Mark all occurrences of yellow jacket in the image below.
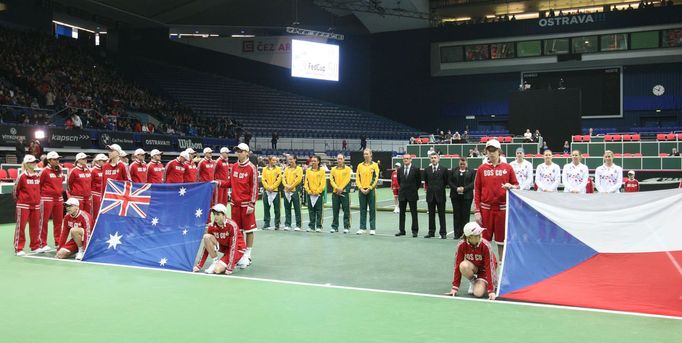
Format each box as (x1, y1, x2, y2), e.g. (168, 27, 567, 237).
(356, 162, 380, 190)
(330, 165, 352, 192)
(283, 165, 303, 189)
(304, 168, 326, 195)
(261, 166, 282, 191)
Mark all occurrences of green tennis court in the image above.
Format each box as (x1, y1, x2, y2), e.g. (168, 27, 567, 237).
(2, 188, 680, 342)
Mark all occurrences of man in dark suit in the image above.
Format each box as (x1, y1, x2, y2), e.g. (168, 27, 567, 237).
(449, 158, 475, 239)
(396, 153, 420, 237)
(424, 153, 449, 239)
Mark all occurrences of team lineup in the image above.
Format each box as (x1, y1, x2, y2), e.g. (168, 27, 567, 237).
(13, 138, 646, 299)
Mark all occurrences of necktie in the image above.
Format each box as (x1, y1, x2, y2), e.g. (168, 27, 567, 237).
(404, 167, 408, 176)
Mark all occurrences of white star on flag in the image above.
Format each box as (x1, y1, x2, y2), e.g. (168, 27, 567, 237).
(178, 187, 187, 196)
(151, 217, 159, 226)
(182, 228, 188, 235)
(106, 232, 123, 250)
(195, 208, 203, 218)
(159, 257, 168, 266)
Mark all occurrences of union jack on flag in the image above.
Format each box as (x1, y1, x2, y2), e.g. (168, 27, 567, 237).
(100, 180, 151, 218)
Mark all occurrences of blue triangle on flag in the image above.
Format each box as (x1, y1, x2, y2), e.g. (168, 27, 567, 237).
(499, 192, 598, 296)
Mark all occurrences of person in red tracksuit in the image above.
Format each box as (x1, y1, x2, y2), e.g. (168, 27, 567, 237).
(586, 176, 595, 194)
(67, 152, 92, 213)
(90, 154, 107, 219)
(39, 151, 65, 251)
(391, 162, 400, 213)
(214, 147, 231, 205)
(197, 148, 216, 182)
(13, 155, 42, 255)
(101, 144, 130, 193)
(624, 170, 640, 192)
(165, 152, 188, 184)
(184, 148, 198, 182)
(445, 222, 498, 300)
(147, 149, 165, 183)
(193, 204, 245, 274)
(474, 139, 518, 261)
(129, 149, 148, 183)
(231, 143, 258, 268)
(55, 198, 93, 261)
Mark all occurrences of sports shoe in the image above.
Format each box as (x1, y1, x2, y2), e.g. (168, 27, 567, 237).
(15, 251, 26, 256)
(224, 269, 233, 275)
(75, 252, 84, 261)
(356, 230, 365, 235)
(293, 227, 301, 231)
(369, 230, 376, 235)
(468, 282, 475, 295)
(343, 229, 349, 234)
(38, 245, 53, 253)
(393, 206, 399, 214)
(306, 228, 312, 232)
(315, 228, 321, 233)
(283, 226, 291, 231)
(205, 261, 218, 274)
(262, 226, 272, 231)
(330, 229, 336, 233)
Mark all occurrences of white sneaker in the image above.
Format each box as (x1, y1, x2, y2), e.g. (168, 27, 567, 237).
(315, 228, 321, 233)
(369, 230, 376, 235)
(262, 226, 272, 231)
(343, 229, 349, 234)
(293, 227, 301, 231)
(38, 245, 53, 253)
(330, 229, 336, 233)
(356, 230, 365, 235)
(468, 282, 475, 295)
(75, 252, 84, 260)
(393, 206, 400, 214)
(237, 258, 252, 269)
(15, 251, 26, 256)
(283, 226, 291, 231)
(205, 261, 218, 274)
(306, 228, 312, 232)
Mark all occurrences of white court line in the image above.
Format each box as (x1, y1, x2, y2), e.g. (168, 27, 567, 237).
(20, 254, 681, 321)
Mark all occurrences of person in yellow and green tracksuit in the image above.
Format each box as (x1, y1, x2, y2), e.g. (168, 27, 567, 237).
(304, 155, 326, 232)
(261, 156, 282, 230)
(282, 155, 303, 231)
(329, 153, 352, 234)
(356, 148, 380, 235)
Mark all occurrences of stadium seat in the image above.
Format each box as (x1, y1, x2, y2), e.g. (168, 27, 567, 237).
(612, 134, 622, 141)
(678, 133, 682, 140)
(633, 153, 642, 157)
(422, 138, 430, 144)
(480, 136, 489, 143)
(8, 168, 18, 180)
(631, 134, 640, 141)
(0, 169, 9, 181)
(572, 135, 582, 142)
(666, 134, 676, 141)
(622, 134, 631, 141)
(659, 153, 670, 157)
(614, 153, 622, 157)
(582, 153, 590, 157)
(604, 134, 613, 141)
(582, 135, 591, 142)
(656, 134, 666, 141)
(503, 136, 512, 143)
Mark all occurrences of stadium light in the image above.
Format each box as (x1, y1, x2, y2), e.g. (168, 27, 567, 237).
(34, 130, 45, 140)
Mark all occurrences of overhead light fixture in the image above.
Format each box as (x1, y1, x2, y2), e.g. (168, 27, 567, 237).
(35, 130, 45, 140)
(231, 34, 255, 38)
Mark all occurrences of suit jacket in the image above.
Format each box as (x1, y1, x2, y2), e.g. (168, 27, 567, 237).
(449, 167, 475, 200)
(397, 164, 421, 202)
(424, 164, 448, 203)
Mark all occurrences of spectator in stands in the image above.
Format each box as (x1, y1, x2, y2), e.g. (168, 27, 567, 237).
(360, 135, 367, 151)
(244, 131, 252, 146)
(342, 139, 348, 150)
(271, 132, 279, 150)
(462, 131, 469, 143)
(533, 129, 542, 142)
(45, 90, 55, 108)
(452, 131, 461, 143)
(445, 130, 452, 143)
(672, 147, 680, 156)
(563, 141, 570, 154)
(429, 133, 436, 143)
(523, 129, 532, 142)
(468, 148, 480, 158)
(15, 137, 26, 163)
(588, 127, 594, 136)
(72, 113, 83, 129)
(540, 141, 549, 154)
(439, 131, 446, 143)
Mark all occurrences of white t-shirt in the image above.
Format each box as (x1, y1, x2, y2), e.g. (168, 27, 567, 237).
(562, 162, 589, 193)
(594, 164, 623, 193)
(509, 159, 533, 190)
(535, 162, 561, 192)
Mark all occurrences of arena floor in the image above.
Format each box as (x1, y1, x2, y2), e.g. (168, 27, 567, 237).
(2, 188, 680, 342)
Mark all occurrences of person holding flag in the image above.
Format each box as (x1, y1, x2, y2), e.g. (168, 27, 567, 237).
(165, 151, 188, 184)
(197, 148, 216, 182)
(330, 153, 352, 233)
(535, 150, 561, 192)
(184, 148, 199, 183)
(509, 148, 533, 190)
(356, 148, 380, 235)
(13, 155, 41, 255)
(101, 144, 130, 193)
(562, 150, 589, 193)
(231, 143, 258, 268)
(445, 222, 498, 300)
(67, 152, 92, 213)
(282, 154, 303, 231)
(55, 198, 93, 261)
(129, 149, 148, 183)
(193, 204, 246, 274)
(39, 151, 65, 252)
(304, 155, 326, 232)
(214, 147, 231, 206)
(261, 156, 283, 230)
(595, 150, 623, 193)
(146, 149, 165, 184)
(90, 154, 107, 218)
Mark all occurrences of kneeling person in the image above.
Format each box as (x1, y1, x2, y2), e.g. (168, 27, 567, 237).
(55, 198, 93, 261)
(446, 222, 497, 300)
(194, 204, 246, 274)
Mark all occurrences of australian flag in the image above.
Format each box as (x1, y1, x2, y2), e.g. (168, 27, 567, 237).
(83, 180, 215, 271)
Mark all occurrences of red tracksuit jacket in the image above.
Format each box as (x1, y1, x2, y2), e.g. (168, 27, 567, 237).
(101, 161, 130, 192)
(129, 161, 148, 183)
(474, 162, 518, 212)
(40, 167, 64, 198)
(67, 166, 92, 199)
(165, 159, 186, 184)
(14, 171, 41, 205)
(230, 160, 258, 206)
(196, 219, 245, 270)
(147, 161, 165, 183)
(451, 238, 498, 294)
(197, 158, 216, 182)
(184, 161, 198, 183)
